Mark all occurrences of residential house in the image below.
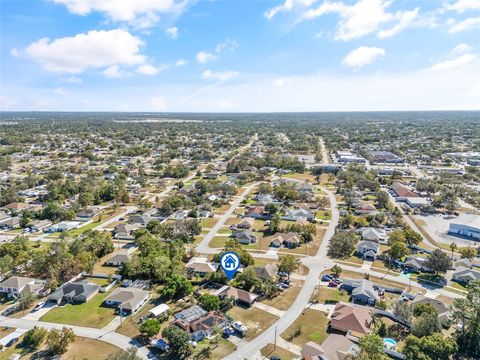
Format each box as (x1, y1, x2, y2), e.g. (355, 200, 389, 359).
(270, 232, 301, 248)
(149, 303, 170, 318)
(173, 305, 228, 341)
(129, 215, 152, 227)
(404, 256, 429, 273)
(0, 276, 46, 297)
(215, 285, 258, 307)
(48, 282, 100, 304)
(75, 207, 101, 222)
(355, 203, 377, 215)
(340, 279, 379, 305)
(104, 287, 149, 314)
(3, 202, 29, 211)
(411, 295, 450, 324)
(361, 227, 387, 244)
(104, 251, 131, 267)
(245, 206, 266, 219)
(454, 258, 473, 269)
(254, 263, 278, 282)
(44, 221, 81, 233)
(283, 208, 314, 221)
(234, 230, 257, 245)
(186, 257, 219, 277)
(356, 241, 380, 261)
(0, 217, 20, 230)
(301, 334, 359, 360)
(452, 266, 480, 284)
(255, 194, 278, 204)
(29, 219, 52, 232)
(114, 223, 141, 240)
(330, 303, 374, 335)
(237, 218, 254, 230)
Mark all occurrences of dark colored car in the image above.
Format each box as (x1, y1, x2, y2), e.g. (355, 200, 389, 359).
(6, 337, 18, 347)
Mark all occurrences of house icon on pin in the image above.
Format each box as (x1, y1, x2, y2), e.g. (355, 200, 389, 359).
(223, 254, 237, 270)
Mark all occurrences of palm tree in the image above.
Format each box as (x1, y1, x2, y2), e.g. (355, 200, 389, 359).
(450, 242, 457, 260)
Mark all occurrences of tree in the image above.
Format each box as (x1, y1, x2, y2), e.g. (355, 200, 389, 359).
(425, 249, 452, 275)
(162, 325, 192, 359)
(268, 214, 281, 234)
(376, 190, 389, 209)
(198, 293, 221, 311)
(451, 280, 480, 359)
(46, 327, 75, 355)
(265, 203, 278, 215)
(233, 266, 261, 291)
(403, 228, 422, 245)
(404, 333, 458, 360)
(388, 229, 406, 246)
(139, 319, 161, 338)
(412, 311, 441, 337)
(18, 292, 36, 312)
(278, 255, 300, 279)
(327, 231, 358, 259)
(413, 303, 437, 317)
(389, 240, 410, 261)
(392, 301, 413, 324)
(331, 264, 342, 277)
(459, 247, 476, 259)
(22, 326, 47, 350)
(107, 347, 142, 360)
(355, 334, 389, 360)
(449, 242, 457, 259)
(161, 274, 193, 299)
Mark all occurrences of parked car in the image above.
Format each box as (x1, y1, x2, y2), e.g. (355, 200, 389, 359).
(150, 339, 170, 352)
(31, 301, 46, 312)
(328, 280, 338, 287)
(232, 321, 248, 337)
(223, 327, 234, 338)
(6, 337, 18, 347)
(322, 274, 332, 282)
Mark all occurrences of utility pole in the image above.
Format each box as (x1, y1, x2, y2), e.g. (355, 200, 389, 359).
(273, 325, 278, 350)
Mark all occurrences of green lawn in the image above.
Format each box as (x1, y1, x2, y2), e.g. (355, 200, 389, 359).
(40, 289, 117, 328)
(209, 236, 227, 248)
(261, 344, 297, 360)
(281, 309, 329, 347)
(315, 288, 350, 304)
(66, 220, 102, 237)
(227, 307, 278, 341)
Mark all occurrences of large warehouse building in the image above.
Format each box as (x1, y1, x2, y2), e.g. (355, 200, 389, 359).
(449, 214, 480, 241)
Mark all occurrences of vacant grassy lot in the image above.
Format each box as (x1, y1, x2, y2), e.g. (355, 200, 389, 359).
(227, 307, 278, 341)
(261, 344, 297, 360)
(40, 289, 117, 328)
(202, 217, 219, 228)
(194, 338, 236, 360)
(315, 287, 350, 304)
(209, 236, 228, 248)
(63, 337, 121, 360)
(263, 280, 303, 311)
(281, 309, 329, 347)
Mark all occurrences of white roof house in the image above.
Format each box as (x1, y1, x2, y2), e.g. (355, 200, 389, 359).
(149, 303, 170, 317)
(361, 228, 387, 244)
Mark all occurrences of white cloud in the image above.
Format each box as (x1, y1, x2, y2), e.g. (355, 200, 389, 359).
(175, 59, 188, 66)
(445, 0, 480, 13)
(448, 16, 480, 32)
(25, 29, 146, 73)
(166, 26, 178, 39)
(10, 48, 20, 57)
(452, 43, 473, 55)
(53, 87, 68, 95)
(265, 0, 316, 20)
(0, 96, 17, 110)
(202, 70, 239, 81)
(51, 0, 187, 28)
(102, 65, 129, 78)
(196, 51, 218, 63)
(136, 64, 166, 75)
(377, 8, 419, 38)
(430, 53, 477, 70)
(343, 46, 385, 68)
(215, 39, 239, 53)
(303, 0, 419, 41)
(61, 76, 83, 84)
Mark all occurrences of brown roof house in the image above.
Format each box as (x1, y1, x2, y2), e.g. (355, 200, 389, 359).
(104, 287, 150, 314)
(254, 263, 279, 282)
(237, 217, 254, 230)
(186, 257, 219, 277)
(173, 305, 228, 341)
(215, 285, 259, 307)
(301, 334, 359, 360)
(330, 303, 374, 336)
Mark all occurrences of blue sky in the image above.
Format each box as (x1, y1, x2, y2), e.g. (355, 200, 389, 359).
(1, 0, 479, 112)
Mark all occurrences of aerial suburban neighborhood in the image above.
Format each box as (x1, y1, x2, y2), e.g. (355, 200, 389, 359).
(0, 112, 478, 360)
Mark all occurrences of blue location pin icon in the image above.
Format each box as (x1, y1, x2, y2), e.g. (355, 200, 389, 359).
(220, 252, 240, 280)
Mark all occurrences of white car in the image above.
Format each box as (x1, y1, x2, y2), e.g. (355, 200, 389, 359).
(31, 301, 46, 312)
(232, 321, 248, 336)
